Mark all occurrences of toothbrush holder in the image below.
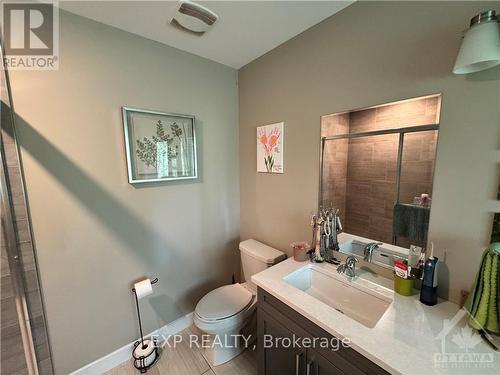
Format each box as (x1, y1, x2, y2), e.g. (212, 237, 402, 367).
(394, 276, 414, 296)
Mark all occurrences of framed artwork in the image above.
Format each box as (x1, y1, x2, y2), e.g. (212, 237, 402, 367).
(122, 107, 197, 184)
(257, 122, 284, 173)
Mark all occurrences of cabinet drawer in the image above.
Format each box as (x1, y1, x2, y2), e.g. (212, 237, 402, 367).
(258, 287, 389, 375)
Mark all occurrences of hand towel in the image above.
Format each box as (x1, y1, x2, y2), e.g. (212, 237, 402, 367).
(392, 203, 430, 242)
(464, 243, 500, 333)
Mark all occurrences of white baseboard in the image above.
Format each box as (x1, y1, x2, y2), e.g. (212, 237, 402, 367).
(70, 312, 194, 375)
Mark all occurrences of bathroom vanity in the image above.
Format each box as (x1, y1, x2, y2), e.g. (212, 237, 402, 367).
(253, 258, 500, 375)
(258, 287, 389, 374)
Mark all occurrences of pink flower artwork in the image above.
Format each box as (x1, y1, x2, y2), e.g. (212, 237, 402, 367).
(257, 122, 284, 173)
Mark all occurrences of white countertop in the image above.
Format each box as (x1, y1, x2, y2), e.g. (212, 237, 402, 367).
(252, 257, 500, 375)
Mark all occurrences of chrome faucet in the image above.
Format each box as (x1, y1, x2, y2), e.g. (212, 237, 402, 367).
(363, 242, 383, 262)
(337, 255, 358, 277)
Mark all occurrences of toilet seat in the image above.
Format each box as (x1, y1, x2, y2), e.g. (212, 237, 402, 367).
(195, 283, 253, 322)
(193, 284, 258, 366)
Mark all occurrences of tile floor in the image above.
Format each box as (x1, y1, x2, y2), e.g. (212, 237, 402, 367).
(104, 326, 257, 375)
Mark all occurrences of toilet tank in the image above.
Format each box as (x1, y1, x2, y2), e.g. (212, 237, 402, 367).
(239, 239, 286, 284)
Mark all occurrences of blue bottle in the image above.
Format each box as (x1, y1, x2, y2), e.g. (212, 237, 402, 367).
(420, 247, 438, 306)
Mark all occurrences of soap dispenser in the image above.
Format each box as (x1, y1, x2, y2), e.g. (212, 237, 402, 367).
(420, 243, 438, 306)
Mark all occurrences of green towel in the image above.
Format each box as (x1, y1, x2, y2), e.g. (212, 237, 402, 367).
(464, 243, 500, 333)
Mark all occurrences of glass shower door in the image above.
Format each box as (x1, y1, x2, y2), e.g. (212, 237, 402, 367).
(1, 41, 53, 375)
(321, 128, 439, 248)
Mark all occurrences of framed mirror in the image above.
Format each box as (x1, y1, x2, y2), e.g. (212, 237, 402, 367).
(319, 94, 442, 269)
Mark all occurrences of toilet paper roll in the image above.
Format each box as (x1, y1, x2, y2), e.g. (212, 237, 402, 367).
(134, 278, 153, 299)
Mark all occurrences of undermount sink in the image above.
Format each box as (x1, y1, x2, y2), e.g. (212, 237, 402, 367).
(284, 264, 393, 328)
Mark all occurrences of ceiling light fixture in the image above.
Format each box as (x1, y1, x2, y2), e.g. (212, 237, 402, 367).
(453, 10, 500, 74)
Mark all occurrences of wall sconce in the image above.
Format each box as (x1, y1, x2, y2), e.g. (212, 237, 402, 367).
(453, 10, 500, 74)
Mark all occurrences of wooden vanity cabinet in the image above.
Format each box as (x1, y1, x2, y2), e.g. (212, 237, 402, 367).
(258, 307, 306, 375)
(257, 288, 389, 375)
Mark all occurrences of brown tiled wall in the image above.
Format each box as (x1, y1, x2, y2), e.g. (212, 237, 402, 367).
(321, 96, 440, 245)
(349, 96, 440, 133)
(345, 134, 399, 242)
(399, 131, 438, 204)
(1, 227, 29, 375)
(321, 113, 349, 223)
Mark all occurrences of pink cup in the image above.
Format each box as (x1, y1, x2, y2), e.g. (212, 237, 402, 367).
(290, 241, 311, 262)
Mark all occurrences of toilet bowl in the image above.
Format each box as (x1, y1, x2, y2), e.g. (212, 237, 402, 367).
(194, 239, 285, 366)
(194, 283, 256, 366)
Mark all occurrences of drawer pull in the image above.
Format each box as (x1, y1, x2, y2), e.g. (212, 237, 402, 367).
(295, 353, 303, 375)
(306, 361, 313, 375)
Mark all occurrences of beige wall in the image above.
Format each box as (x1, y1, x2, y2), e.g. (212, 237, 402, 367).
(239, 1, 500, 304)
(9, 11, 239, 374)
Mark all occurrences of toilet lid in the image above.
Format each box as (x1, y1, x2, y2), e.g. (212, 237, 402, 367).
(195, 284, 253, 321)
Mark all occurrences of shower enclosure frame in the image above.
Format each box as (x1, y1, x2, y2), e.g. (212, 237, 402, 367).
(1, 144, 40, 374)
(1, 37, 54, 374)
(319, 122, 440, 244)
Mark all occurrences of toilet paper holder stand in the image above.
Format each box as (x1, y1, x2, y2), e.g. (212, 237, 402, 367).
(132, 277, 159, 373)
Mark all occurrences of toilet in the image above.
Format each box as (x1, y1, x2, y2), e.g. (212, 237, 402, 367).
(194, 239, 286, 366)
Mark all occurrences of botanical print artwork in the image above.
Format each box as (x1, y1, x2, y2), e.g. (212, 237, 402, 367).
(135, 120, 183, 174)
(122, 107, 197, 183)
(257, 122, 284, 173)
